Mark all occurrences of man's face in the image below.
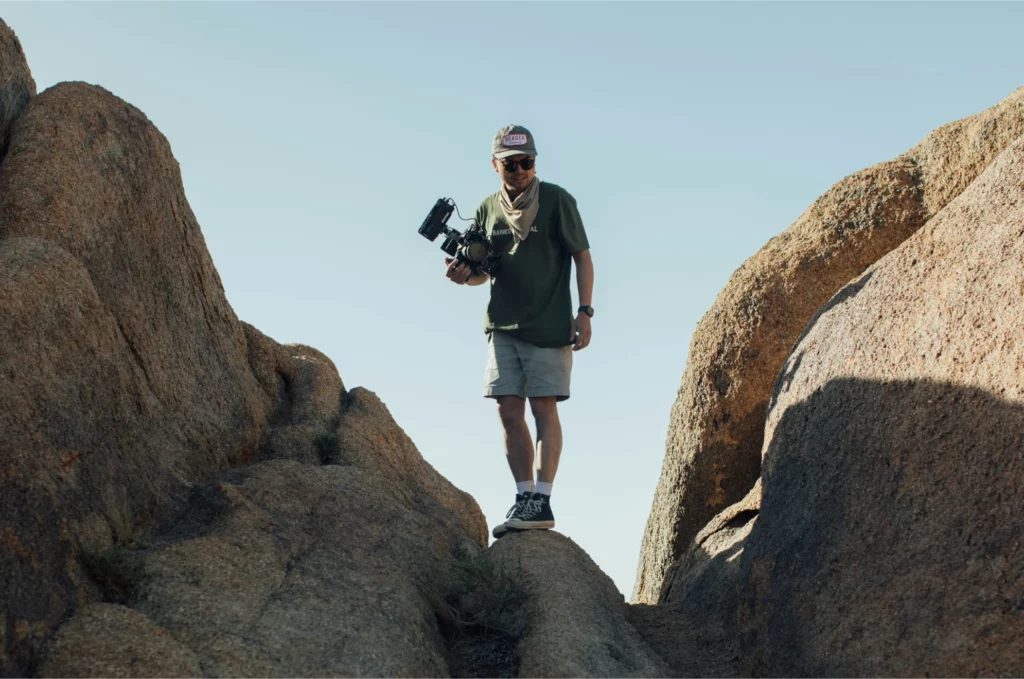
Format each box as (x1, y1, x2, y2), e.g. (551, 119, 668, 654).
(493, 154, 536, 193)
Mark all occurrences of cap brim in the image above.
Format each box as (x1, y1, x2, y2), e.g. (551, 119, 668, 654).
(493, 149, 537, 159)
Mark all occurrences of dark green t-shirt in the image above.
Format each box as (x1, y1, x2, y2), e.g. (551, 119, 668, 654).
(473, 181, 590, 348)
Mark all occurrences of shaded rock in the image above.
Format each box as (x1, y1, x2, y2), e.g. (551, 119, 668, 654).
(0, 82, 274, 673)
(133, 460, 476, 677)
(0, 18, 35, 159)
(661, 480, 761, 606)
(0, 82, 271, 466)
(490, 531, 668, 678)
(40, 604, 201, 678)
(737, 136, 1024, 675)
(630, 482, 761, 677)
(0, 237, 198, 675)
(335, 387, 488, 546)
(635, 85, 1024, 603)
(244, 322, 346, 464)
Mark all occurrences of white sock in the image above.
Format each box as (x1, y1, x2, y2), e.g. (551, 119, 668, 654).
(516, 480, 535, 495)
(534, 481, 553, 496)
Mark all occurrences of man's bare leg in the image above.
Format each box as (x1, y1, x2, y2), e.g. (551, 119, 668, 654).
(496, 395, 533, 482)
(529, 396, 562, 483)
(502, 396, 560, 531)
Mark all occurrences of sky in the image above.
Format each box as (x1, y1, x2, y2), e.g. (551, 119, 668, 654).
(5, 2, 1023, 598)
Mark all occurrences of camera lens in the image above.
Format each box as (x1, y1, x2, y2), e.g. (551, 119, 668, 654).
(465, 242, 488, 263)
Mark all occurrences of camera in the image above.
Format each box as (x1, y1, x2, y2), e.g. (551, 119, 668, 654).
(418, 198, 501, 276)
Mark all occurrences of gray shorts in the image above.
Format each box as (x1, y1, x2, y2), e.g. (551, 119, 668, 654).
(484, 331, 573, 402)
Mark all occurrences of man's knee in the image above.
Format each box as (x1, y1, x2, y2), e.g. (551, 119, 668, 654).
(529, 396, 559, 422)
(496, 396, 526, 428)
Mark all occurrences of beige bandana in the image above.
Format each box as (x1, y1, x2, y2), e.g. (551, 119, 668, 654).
(499, 177, 540, 243)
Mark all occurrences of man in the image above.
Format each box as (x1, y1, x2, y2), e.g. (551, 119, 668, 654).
(445, 124, 594, 539)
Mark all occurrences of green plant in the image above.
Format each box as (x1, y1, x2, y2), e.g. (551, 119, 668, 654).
(424, 550, 530, 678)
(314, 431, 341, 464)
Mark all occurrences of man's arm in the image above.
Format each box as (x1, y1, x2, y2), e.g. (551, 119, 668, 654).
(571, 249, 594, 351)
(465, 271, 490, 286)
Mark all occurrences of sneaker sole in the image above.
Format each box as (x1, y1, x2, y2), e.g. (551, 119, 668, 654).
(505, 520, 555, 530)
(492, 524, 510, 538)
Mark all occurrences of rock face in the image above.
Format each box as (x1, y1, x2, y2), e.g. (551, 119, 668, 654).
(244, 322, 345, 466)
(0, 82, 272, 469)
(656, 133, 1024, 676)
(40, 604, 202, 678)
(490, 531, 668, 678)
(630, 483, 760, 677)
(43, 394, 487, 677)
(734, 134, 1024, 676)
(0, 81, 279, 674)
(0, 18, 35, 159)
(634, 86, 1024, 603)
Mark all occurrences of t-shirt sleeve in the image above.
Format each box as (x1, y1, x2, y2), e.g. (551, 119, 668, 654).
(556, 190, 590, 253)
(471, 199, 489, 237)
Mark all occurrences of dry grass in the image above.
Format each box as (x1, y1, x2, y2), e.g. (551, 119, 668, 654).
(424, 549, 530, 678)
(79, 484, 150, 604)
(314, 431, 341, 464)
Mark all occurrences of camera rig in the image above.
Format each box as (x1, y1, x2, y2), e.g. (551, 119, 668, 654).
(418, 198, 501, 276)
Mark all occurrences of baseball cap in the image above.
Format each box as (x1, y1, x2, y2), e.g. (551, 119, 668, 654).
(492, 124, 538, 159)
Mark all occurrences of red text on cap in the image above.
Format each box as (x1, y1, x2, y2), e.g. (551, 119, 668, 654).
(503, 134, 528, 146)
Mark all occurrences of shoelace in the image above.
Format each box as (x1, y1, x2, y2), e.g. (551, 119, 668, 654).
(506, 497, 527, 519)
(517, 497, 544, 520)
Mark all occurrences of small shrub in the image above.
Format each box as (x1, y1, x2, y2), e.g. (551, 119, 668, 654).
(314, 431, 341, 464)
(79, 547, 148, 605)
(424, 550, 530, 678)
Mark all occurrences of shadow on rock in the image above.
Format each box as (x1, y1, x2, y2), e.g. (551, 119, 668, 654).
(738, 377, 1024, 677)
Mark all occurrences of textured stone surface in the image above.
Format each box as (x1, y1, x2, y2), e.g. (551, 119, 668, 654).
(635, 85, 1024, 603)
(245, 322, 346, 464)
(335, 387, 489, 547)
(138, 461, 472, 677)
(0, 18, 35, 158)
(491, 531, 668, 678)
(38, 390, 488, 677)
(0, 237, 195, 675)
(630, 482, 760, 677)
(40, 604, 201, 678)
(736, 135, 1024, 675)
(0, 82, 275, 674)
(0, 82, 271, 467)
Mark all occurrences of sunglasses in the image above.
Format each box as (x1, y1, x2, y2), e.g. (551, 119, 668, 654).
(501, 157, 535, 172)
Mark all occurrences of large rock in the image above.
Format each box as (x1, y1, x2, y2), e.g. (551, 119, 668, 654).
(244, 322, 346, 465)
(735, 135, 1024, 675)
(40, 392, 487, 677)
(634, 86, 1024, 603)
(50, 459, 485, 677)
(0, 82, 271, 466)
(40, 604, 202, 678)
(335, 387, 489, 546)
(490, 531, 668, 678)
(0, 82, 275, 673)
(0, 18, 35, 159)
(630, 483, 760, 677)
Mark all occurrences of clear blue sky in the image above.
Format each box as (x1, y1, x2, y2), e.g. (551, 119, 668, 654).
(6, 2, 1022, 598)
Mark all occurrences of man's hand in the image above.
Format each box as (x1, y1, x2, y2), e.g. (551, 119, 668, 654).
(572, 313, 592, 351)
(445, 257, 472, 285)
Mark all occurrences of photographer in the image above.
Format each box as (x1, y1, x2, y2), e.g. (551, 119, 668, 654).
(445, 124, 594, 538)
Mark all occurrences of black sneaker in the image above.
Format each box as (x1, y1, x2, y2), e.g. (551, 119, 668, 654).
(504, 493, 555, 531)
(492, 492, 529, 538)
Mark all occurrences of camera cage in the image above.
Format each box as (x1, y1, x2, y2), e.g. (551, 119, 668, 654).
(418, 197, 500, 275)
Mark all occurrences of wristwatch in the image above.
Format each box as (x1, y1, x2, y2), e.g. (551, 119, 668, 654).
(578, 305, 595, 318)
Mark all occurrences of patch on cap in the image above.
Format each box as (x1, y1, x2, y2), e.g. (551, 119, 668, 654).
(503, 134, 529, 147)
